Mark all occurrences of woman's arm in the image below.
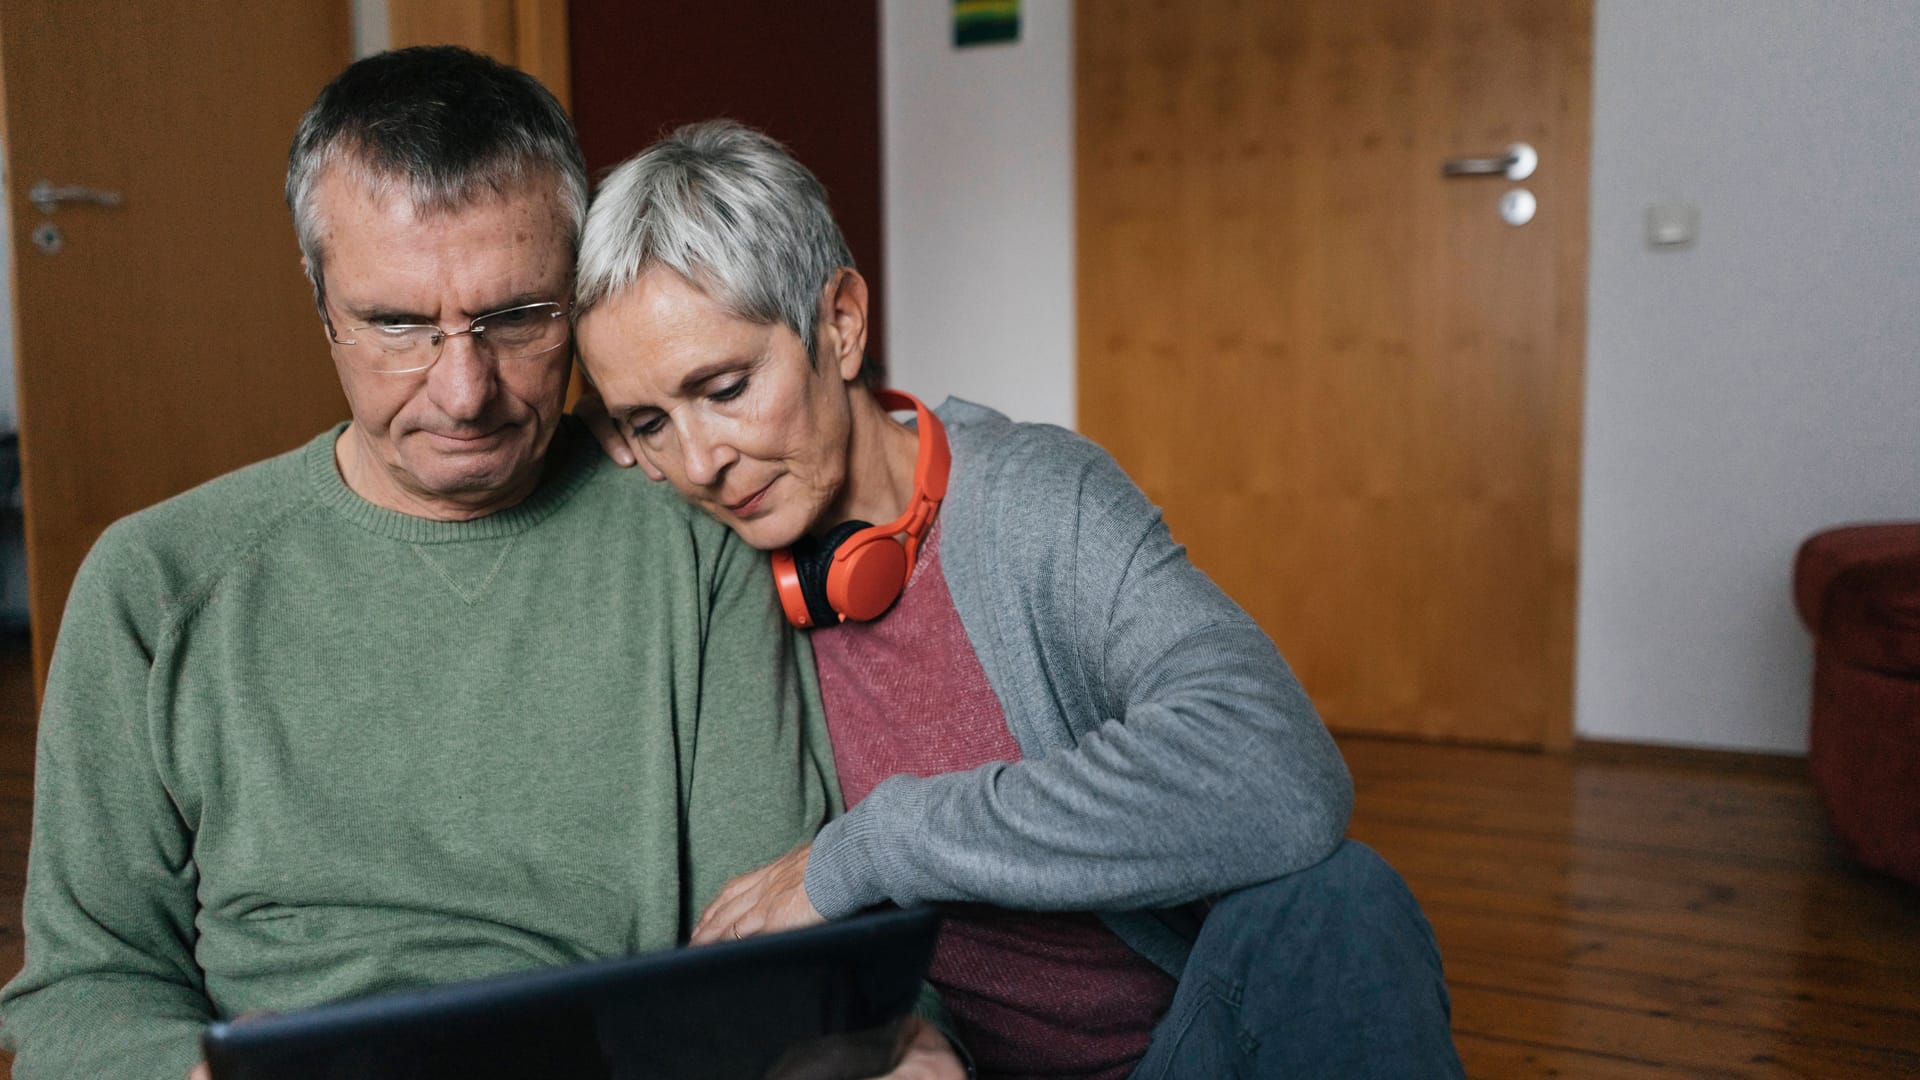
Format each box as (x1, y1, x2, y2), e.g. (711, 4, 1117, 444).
(804, 438, 1352, 917)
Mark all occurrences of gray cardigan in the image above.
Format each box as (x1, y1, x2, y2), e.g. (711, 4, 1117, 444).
(803, 398, 1353, 975)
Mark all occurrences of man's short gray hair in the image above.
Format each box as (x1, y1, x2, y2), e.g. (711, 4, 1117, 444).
(286, 46, 588, 309)
(575, 120, 855, 367)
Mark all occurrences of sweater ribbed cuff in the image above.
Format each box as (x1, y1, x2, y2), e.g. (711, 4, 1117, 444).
(804, 775, 934, 918)
(804, 813, 884, 919)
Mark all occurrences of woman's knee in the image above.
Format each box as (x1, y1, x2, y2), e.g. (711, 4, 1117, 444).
(1200, 840, 1438, 972)
(1218, 841, 1413, 921)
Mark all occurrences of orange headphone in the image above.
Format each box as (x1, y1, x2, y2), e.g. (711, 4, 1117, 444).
(771, 389, 950, 628)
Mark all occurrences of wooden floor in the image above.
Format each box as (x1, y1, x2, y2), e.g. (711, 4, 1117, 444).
(1340, 735, 1920, 1078)
(0, 636, 1914, 1077)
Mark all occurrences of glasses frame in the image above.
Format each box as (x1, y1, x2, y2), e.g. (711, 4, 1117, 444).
(329, 300, 572, 375)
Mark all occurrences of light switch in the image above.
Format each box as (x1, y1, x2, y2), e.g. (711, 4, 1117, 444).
(1646, 201, 1698, 248)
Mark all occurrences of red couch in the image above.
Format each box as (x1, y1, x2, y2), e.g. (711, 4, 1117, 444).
(1794, 522, 1920, 886)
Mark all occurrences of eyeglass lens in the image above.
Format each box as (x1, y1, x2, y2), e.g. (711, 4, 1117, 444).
(350, 303, 567, 372)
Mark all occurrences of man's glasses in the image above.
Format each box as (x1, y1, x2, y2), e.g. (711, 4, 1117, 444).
(330, 301, 570, 374)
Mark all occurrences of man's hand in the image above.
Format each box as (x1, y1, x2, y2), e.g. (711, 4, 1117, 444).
(691, 843, 826, 944)
(189, 1063, 211, 1080)
(870, 1017, 967, 1079)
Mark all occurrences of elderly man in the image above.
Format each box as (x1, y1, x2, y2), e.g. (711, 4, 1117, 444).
(0, 47, 957, 1080)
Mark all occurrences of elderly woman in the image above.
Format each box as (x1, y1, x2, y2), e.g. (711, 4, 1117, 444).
(573, 122, 1462, 1079)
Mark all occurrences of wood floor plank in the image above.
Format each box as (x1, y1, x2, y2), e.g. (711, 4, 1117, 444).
(1450, 983, 1920, 1078)
(1425, 904, 1920, 1018)
(1353, 785, 1837, 870)
(1351, 819, 1920, 971)
(1454, 1031, 1739, 1080)
(1442, 950, 1920, 1054)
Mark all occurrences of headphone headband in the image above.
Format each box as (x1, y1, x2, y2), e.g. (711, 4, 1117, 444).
(771, 388, 951, 628)
(871, 389, 950, 569)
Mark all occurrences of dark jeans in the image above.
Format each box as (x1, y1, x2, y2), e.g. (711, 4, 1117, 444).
(1128, 840, 1465, 1079)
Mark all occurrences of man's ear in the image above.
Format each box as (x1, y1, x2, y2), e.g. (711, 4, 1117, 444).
(304, 257, 333, 340)
(819, 269, 869, 384)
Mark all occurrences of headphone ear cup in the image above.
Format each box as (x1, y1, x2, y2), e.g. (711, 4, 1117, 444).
(827, 534, 911, 622)
(789, 520, 872, 628)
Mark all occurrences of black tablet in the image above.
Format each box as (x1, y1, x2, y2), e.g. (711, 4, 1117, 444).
(203, 906, 942, 1080)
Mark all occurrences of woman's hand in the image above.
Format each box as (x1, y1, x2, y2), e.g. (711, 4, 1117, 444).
(691, 843, 825, 944)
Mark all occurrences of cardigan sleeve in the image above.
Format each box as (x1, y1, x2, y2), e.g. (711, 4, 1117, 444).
(804, 427, 1352, 917)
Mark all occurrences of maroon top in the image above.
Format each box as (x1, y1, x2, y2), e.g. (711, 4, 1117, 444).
(812, 523, 1177, 1078)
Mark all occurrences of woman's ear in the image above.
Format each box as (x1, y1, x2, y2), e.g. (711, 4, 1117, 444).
(819, 269, 870, 383)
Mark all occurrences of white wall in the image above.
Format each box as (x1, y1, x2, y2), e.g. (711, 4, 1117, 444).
(881, 1, 1920, 753)
(1576, 0, 1920, 752)
(880, 0, 1074, 428)
(352, 0, 390, 58)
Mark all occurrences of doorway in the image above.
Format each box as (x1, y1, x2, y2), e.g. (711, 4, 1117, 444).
(0, 2, 355, 696)
(1076, 0, 1592, 747)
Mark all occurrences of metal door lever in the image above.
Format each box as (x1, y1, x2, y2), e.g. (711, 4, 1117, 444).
(29, 181, 124, 213)
(1441, 142, 1537, 181)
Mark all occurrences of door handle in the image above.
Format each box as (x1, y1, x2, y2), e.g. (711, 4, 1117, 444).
(29, 180, 124, 214)
(1441, 142, 1537, 181)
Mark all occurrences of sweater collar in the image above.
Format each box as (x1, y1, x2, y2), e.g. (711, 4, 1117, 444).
(305, 419, 596, 543)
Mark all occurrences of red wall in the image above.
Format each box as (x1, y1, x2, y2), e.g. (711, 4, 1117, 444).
(568, 1, 886, 368)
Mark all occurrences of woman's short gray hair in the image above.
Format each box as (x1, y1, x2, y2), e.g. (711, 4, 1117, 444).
(575, 120, 854, 364)
(286, 46, 588, 309)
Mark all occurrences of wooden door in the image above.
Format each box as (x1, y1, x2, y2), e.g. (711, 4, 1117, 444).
(388, 0, 571, 108)
(1077, 0, 1591, 747)
(1, 3, 353, 695)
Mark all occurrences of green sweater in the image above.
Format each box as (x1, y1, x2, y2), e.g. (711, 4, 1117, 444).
(0, 421, 839, 1079)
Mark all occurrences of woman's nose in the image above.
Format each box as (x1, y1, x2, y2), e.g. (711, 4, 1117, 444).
(679, 416, 739, 487)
